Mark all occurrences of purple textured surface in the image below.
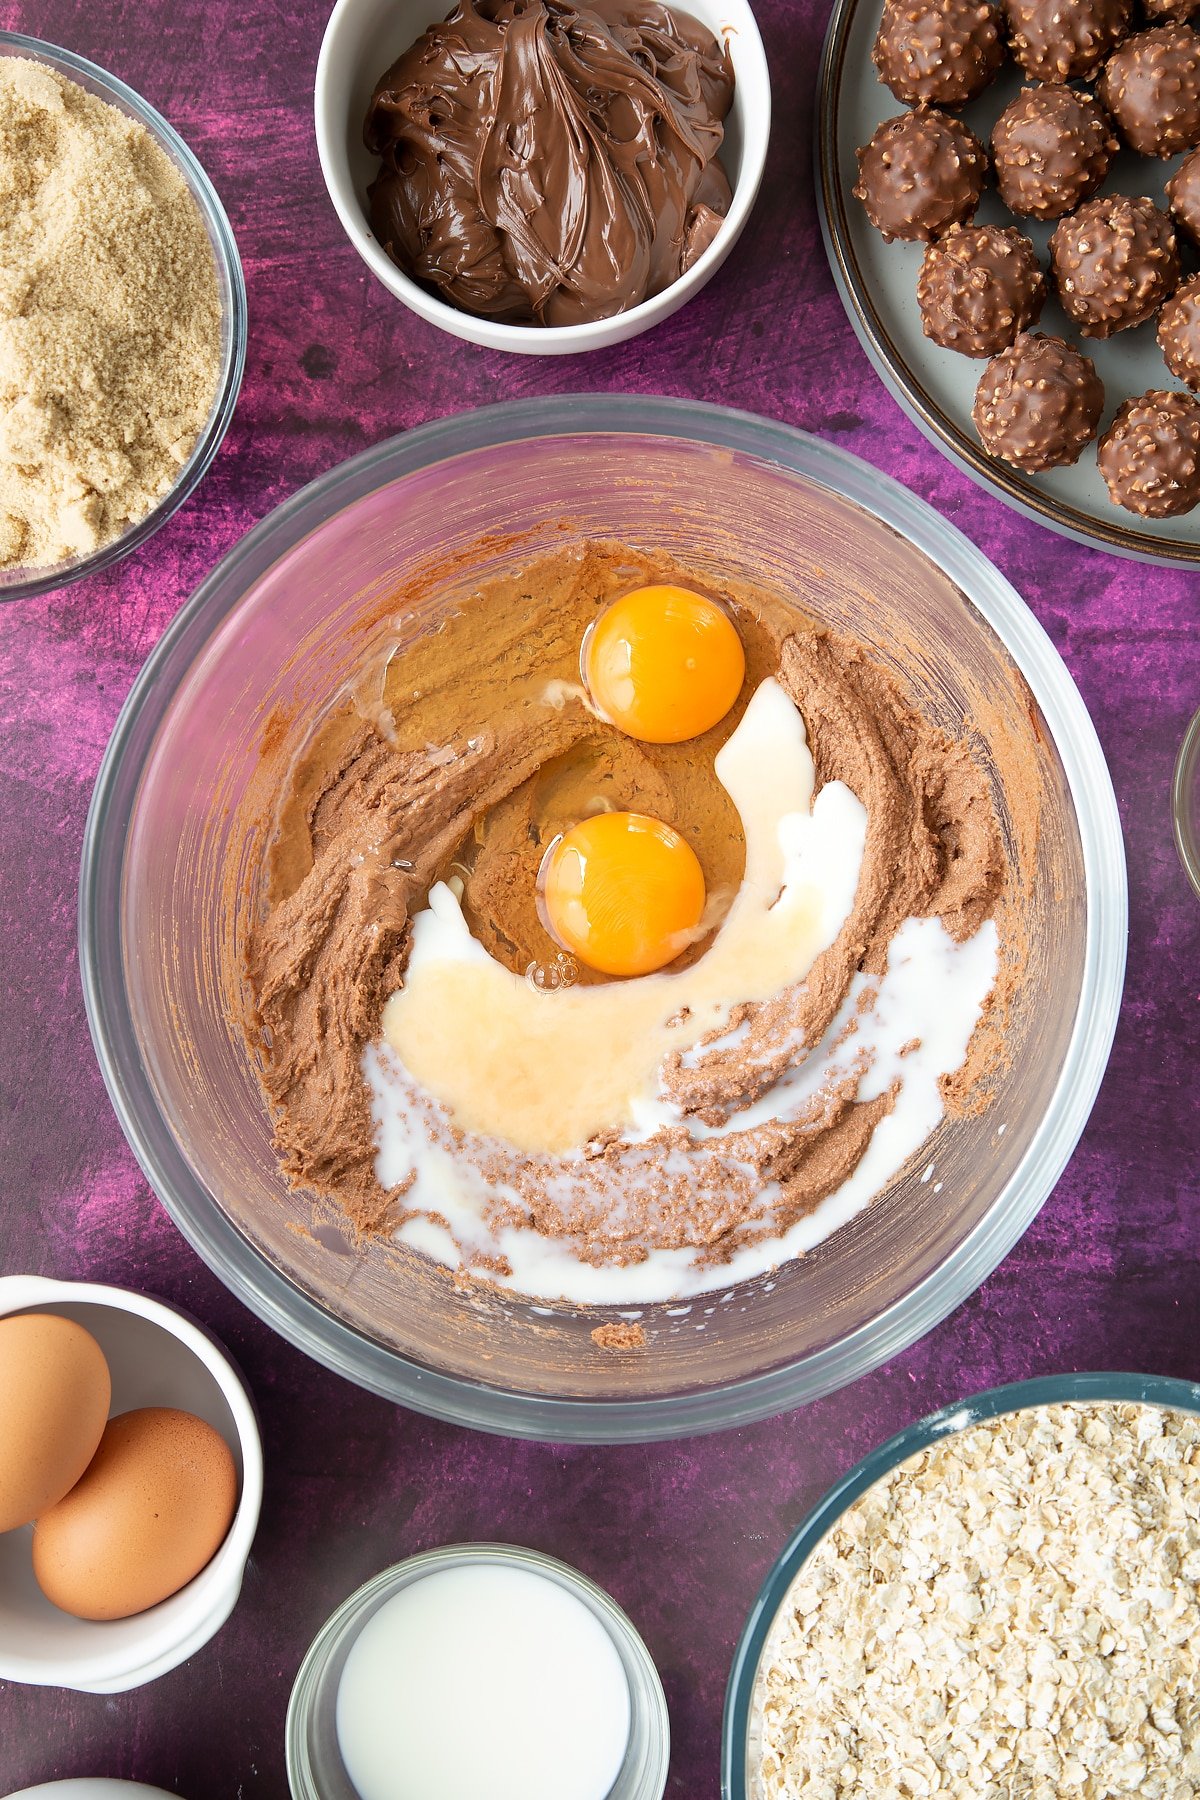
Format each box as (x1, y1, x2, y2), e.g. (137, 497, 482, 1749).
(0, 0, 1197, 1794)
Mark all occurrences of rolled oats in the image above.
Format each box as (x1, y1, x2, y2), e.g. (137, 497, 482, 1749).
(756, 1403, 1200, 1800)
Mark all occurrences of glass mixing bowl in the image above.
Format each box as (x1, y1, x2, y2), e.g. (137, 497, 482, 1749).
(0, 32, 246, 603)
(721, 1370, 1200, 1799)
(79, 397, 1126, 1442)
(1174, 706, 1200, 901)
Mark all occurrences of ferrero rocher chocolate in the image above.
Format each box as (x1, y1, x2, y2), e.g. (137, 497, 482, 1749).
(1098, 389, 1200, 516)
(1049, 195, 1179, 338)
(1157, 273, 1200, 390)
(972, 333, 1104, 470)
(1099, 24, 1200, 157)
(991, 85, 1117, 220)
(1001, 0, 1131, 83)
(1167, 147, 1200, 247)
(872, 0, 1004, 106)
(855, 0, 1200, 521)
(917, 223, 1046, 356)
(854, 108, 989, 242)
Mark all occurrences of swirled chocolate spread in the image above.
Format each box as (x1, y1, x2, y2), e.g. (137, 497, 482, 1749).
(363, 0, 735, 326)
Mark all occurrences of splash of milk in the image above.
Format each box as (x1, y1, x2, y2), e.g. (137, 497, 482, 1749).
(362, 679, 998, 1302)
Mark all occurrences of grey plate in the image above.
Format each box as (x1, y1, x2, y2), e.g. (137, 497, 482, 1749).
(817, 0, 1200, 566)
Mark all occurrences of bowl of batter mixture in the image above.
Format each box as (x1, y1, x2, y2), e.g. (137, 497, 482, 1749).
(80, 397, 1125, 1440)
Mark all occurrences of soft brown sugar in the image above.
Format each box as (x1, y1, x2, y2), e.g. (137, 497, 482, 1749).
(0, 58, 222, 569)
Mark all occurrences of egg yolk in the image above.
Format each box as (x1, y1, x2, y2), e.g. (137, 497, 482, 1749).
(539, 811, 707, 978)
(582, 585, 746, 744)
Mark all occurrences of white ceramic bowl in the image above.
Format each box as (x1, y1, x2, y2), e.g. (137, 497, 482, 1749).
(0, 1276, 262, 1694)
(314, 0, 771, 354)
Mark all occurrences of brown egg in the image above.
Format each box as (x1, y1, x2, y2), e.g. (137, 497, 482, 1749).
(32, 1406, 238, 1620)
(0, 1312, 112, 1532)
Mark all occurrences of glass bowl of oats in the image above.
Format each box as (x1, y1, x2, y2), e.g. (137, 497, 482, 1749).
(724, 1372, 1200, 1799)
(0, 32, 246, 602)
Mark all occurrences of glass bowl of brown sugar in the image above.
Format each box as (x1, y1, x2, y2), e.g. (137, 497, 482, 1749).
(0, 32, 245, 603)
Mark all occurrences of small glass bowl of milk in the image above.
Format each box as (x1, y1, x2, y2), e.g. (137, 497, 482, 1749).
(286, 1543, 670, 1800)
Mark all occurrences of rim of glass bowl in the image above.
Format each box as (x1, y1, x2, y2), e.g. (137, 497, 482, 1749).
(0, 31, 247, 604)
(1173, 706, 1200, 901)
(285, 1544, 670, 1800)
(721, 1370, 1200, 1800)
(79, 396, 1128, 1443)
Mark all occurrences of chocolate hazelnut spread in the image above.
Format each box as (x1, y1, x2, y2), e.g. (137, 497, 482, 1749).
(363, 0, 734, 325)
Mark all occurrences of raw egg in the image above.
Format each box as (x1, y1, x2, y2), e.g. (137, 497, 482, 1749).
(582, 584, 745, 744)
(539, 810, 706, 978)
(32, 1406, 238, 1620)
(0, 1312, 111, 1533)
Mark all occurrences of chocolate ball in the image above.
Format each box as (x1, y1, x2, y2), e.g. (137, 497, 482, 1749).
(972, 332, 1105, 469)
(1001, 0, 1132, 83)
(873, 0, 1005, 107)
(917, 223, 1046, 355)
(1049, 195, 1179, 336)
(991, 85, 1118, 219)
(1142, 0, 1200, 21)
(1167, 145, 1200, 246)
(1157, 272, 1200, 388)
(854, 109, 989, 242)
(1097, 389, 1200, 515)
(1099, 25, 1200, 155)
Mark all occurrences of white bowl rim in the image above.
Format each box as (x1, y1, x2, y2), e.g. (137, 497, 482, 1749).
(0, 1274, 263, 1691)
(2, 1784, 184, 1798)
(313, 0, 772, 354)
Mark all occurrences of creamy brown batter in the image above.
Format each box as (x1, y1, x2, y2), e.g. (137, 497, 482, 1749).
(244, 542, 1009, 1272)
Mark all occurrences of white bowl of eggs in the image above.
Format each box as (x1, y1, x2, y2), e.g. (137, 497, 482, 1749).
(0, 1275, 262, 1693)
